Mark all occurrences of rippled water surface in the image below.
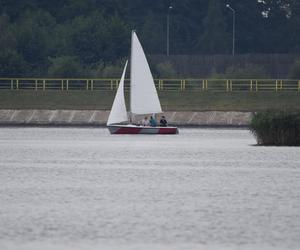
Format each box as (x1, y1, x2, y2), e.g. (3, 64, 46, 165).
(0, 128, 299, 250)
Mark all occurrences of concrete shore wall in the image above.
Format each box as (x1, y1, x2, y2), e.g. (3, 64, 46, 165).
(0, 110, 252, 126)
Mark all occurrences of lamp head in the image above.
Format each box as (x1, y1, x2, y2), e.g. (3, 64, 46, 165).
(226, 4, 230, 8)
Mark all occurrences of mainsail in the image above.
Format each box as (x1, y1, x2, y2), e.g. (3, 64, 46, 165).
(130, 31, 162, 115)
(106, 61, 128, 125)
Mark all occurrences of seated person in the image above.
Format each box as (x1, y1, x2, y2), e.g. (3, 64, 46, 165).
(149, 116, 157, 127)
(141, 116, 150, 126)
(160, 115, 168, 127)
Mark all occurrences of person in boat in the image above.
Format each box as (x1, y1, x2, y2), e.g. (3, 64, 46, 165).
(160, 115, 168, 127)
(149, 116, 157, 127)
(141, 116, 150, 126)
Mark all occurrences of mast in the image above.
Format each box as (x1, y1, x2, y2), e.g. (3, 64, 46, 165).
(129, 30, 135, 124)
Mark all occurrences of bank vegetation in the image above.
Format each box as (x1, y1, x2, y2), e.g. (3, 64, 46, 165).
(250, 111, 300, 146)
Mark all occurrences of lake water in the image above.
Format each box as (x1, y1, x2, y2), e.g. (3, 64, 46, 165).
(0, 128, 299, 250)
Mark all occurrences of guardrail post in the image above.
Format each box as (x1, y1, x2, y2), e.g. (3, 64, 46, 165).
(298, 80, 300, 92)
(11, 79, 14, 90)
(255, 80, 258, 92)
(275, 80, 278, 92)
(116, 80, 119, 89)
(183, 80, 186, 91)
(91, 80, 94, 91)
(226, 80, 229, 92)
(16, 79, 19, 90)
(202, 80, 205, 91)
(180, 80, 183, 91)
(206, 80, 208, 90)
(35, 80, 38, 91)
(43, 80, 45, 90)
(86, 80, 89, 90)
(110, 80, 113, 90)
(161, 80, 164, 90)
(230, 80, 233, 91)
(250, 80, 253, 92)
(281, 80, 283, 90)
(66, 80, 69, 91)
(61, 80, 64, 91)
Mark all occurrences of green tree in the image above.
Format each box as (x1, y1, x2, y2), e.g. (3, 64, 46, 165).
(69, 12, 129, 65)
(0, 14, 27, 76)
(289, 59, 300, 79)
(224, 63, 269, 79)
(155, 61, 176, 78)
(259, 0, 290, 53)
(171, 0, 208, 54)
(226, 0, 266, 54)
(198, 0, 230, 54)
(1, 0, 300, 77)
(140, 10, 165, 54)
(288, 1, 300, 52)
(0, 49, 28, 77)
(48, 56, 83, 77)
(0, 14, 16, 49)
(15, 10, 56, 75)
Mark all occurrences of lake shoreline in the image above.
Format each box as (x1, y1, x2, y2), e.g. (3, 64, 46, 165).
(0, 124, 250, 129)
(0, 110, 251, 127)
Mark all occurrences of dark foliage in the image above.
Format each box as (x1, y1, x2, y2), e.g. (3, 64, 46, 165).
(250, 111, 300, 146)
(1, 0, 300, 77)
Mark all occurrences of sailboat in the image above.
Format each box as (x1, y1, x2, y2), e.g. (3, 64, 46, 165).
(107, 31, 178, 134)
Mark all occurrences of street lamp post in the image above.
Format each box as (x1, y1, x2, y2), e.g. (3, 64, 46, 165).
(226, 4, 235, 56)
(167, 5, 173, 56)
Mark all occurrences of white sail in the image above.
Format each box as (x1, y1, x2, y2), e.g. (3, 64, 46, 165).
(130, 31, 162, 115)
(107, 61, 128, 126)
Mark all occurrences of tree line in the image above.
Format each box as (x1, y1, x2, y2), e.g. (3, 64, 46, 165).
(0, 0, 299, 77)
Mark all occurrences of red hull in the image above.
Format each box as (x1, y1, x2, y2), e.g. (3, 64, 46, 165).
(107, 125, 178, 134)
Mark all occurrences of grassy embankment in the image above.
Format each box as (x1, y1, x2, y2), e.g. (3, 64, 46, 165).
(0, 90, 299, 111)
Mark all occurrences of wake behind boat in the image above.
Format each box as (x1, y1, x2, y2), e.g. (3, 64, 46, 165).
(106, 31, 178, 135)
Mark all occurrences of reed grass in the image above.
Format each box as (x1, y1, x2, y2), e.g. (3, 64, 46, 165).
(250, 111, 300, 146)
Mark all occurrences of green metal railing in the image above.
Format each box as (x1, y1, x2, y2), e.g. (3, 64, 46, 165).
(0, 78, 299, 92)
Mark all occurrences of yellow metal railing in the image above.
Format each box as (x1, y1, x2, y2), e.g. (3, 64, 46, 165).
(0, 78, 299, 92)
